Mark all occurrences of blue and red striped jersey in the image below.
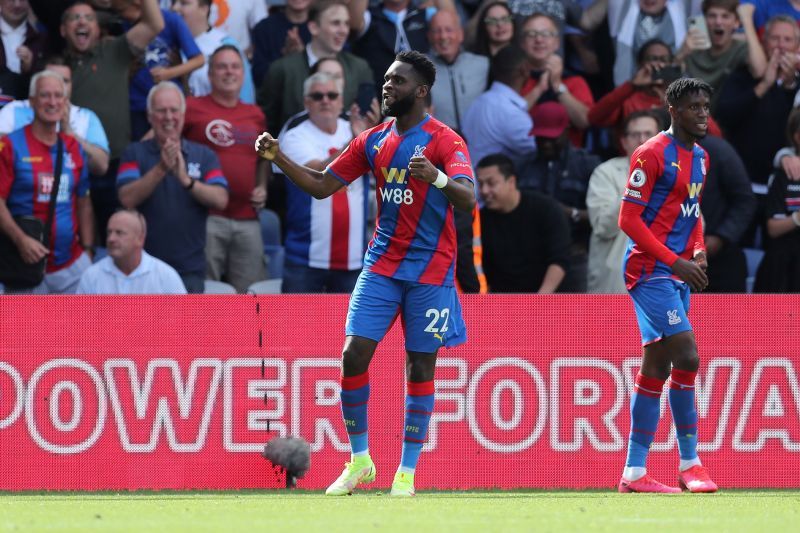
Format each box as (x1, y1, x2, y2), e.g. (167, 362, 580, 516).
(621, 132, 708, 290)
(0, 126, 89, 272)
(327, 115, 474, 286)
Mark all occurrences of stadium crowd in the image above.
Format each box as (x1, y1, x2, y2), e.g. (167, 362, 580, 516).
(0, 0, 798, 294)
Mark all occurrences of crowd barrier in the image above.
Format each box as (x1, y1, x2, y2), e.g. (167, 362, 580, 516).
(0, 294, 798, 490)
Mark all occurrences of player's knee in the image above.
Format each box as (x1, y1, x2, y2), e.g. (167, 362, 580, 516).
(341, 340, 374, 376)
(671, 337, 699, 372)
(406, 353, 436, 382)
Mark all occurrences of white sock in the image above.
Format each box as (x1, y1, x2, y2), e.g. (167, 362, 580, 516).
(623, 466, 646, 481)
(680, 457, 701, 471)
(397, 466, 415, 475)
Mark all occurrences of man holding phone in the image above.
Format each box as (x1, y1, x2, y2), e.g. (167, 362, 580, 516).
(678, 0, 767, 110)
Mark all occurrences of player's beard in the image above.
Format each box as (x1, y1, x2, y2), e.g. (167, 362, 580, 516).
(381, 91, 416, 117)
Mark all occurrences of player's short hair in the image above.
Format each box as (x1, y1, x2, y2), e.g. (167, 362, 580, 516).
(623, 109, 665, 133)
(303, 72, 344, 95)
(786, 107, 800, 149)
(636, 38, 672, 65)
(209, 44, 243, 68)
(665, 78, 712, 106)
(477, 153, 516, 179)
(309, 0, 346, 24)
(29, 70, 66, 97)
(489, 44, 527, 85)
(701, 0, 739, 15)
(146, 81, 186, 114)
(395, 50, 436, 88)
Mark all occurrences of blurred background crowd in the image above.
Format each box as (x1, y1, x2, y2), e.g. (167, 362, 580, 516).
(1, 0, 799, 295)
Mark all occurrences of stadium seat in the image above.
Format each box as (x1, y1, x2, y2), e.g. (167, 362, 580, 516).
(743, 247, 764, 294)
(259, 209, 284, 279)
(203, 280, 237, 294)
(246, 279, 283, 294)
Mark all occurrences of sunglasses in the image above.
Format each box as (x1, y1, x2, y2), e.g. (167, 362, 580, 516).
(308, 92, 340, 101)
(484, 15, 513, 26)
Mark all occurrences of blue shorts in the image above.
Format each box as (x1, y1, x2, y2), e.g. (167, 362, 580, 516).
(345, 269, 467, 353)
(628, 278, 692, 346)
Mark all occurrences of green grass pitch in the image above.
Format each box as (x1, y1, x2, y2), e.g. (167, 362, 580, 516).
(1, 491, 798, 532)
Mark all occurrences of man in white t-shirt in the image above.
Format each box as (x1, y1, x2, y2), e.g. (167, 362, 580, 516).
(77, 209, 186, 294)
(0, 58, 110, 176)
(278, 71, 377, 292)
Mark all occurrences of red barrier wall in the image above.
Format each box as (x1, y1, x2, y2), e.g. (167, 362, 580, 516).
(1, 295, 798, 490)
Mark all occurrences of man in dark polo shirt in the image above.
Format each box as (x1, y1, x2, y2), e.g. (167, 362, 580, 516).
(117, 82, 229, 293)
(62, 0, 164, 241)
(476, 153, 571, 293)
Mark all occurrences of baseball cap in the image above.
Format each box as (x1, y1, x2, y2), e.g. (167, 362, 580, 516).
(530, 101, 569, 138)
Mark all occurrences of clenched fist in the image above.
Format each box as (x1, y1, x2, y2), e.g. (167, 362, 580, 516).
(255, 132, 279, 161)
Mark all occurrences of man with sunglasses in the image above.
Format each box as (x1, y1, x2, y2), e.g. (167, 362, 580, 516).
(257, 51, 476, 497)
(277, 71, 378, 293)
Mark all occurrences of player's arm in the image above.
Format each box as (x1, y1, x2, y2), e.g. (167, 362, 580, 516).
(619, 201, 708, 291)
(408, 155, 475, 212)
(256, 132, 344, 199)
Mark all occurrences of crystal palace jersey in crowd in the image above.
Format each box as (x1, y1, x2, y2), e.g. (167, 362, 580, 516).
(0, 127, 89, 272)
(327, 114, 474, 286)
(621, 132, 708, 289)
(280, 117, 368, 271)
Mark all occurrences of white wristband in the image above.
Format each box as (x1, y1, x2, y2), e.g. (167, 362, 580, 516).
(792, 211, 800, 227)
(433, 170, 448, 189)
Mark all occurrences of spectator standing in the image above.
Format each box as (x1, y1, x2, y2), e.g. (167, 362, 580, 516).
(117, 0, 205, 140)
(77, 208, 187, 294)
(477, 153, 570, 293)
(611, 0, 687, 86)
(117, 82, 229, 293)
(258, 0, 373, 132)
(716, 14, 800, 244)
(0, 0, 47, 105)
(586, 110, 660, 293)
(278, 71, 377, 292)
(679, 1, 766, 111)
(427, 10, 489, 131)
(0, 56, 110, 176)
(182, 45, 268, 293)
(519, 12, 593, 146)
(347, 0, 455, 88)
(0, 70, 93, 293)
(462, 45, 537, 174)
(251, 0, 312, 86)
(63, 0, 164, 242)
(471, 1, 515, 57)
(174, 0, 256, 103)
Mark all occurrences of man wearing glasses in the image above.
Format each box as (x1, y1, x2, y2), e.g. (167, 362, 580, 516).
(519, 12, 593, 147)
(277, 71, 379, 293)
